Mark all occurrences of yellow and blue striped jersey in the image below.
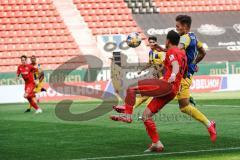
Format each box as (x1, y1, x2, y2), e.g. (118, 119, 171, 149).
(148, 49, 165, 65)
(180, 32, 203, 76)
(32, 63, 44, 81)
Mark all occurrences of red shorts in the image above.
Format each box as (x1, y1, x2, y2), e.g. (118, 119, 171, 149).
(147, 90, 176, 113)
(25, 83, 35, 98)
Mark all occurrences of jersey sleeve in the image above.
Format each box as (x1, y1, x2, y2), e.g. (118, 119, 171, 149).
(155, 52, 164, 64)
(38, 64, 44, 79)
(197, 40, 203, 49)
(38, 64, 43, 73)
(179, 34, 191, 49)
(148, 50, 152, 63)
(167, 51, 178, 63)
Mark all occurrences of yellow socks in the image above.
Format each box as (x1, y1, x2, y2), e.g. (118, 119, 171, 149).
(180, 104, 210, 127)
(28, 97, 37, 109)
(134, 96, 150, 108)
(28, 104, 32, 109)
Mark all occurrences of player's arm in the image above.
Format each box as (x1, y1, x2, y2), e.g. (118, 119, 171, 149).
(168, 61, 179, 83)
(16, 66, 21, 80)
(168, 54, 179, 83)
(178, 35, 190, 50)
(16, 66, 20, 77)
(38, 65, 44, 82)
(194, 41, 206, 64)
(39, 72, 44, 82)
(153, 44, 167, 52)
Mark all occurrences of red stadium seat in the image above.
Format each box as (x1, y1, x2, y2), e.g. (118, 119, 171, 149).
(73, 0, 145, 37)
(0, 0, 81, 73)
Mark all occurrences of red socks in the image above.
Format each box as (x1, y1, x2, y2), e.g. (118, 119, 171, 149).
(125, 87, 136, 106)
(27, 98, 39, 110)
(124, 87, 137, 114)
(124, 104, 133, 114)
(144, 119, 159, 143)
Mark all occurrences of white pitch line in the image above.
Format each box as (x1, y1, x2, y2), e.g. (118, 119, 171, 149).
(203, 105, 240, 108)
(74, 147, 240, 160)
(167, 104, 240, 108)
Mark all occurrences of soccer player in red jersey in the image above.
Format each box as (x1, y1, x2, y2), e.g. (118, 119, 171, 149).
(111, 30, 187, 152)
(17, 55, 43, 114)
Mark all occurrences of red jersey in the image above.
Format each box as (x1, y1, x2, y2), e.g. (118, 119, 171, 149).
(17, 64, 37, 84)
(163, 47, 187, 91)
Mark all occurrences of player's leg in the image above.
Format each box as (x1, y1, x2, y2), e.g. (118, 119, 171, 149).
(113, 96, 149, 113)
(134, 96, 149, 108)
(142, 107, 163, 152)
(35, 82, 44, 103)
(24, 104, 32, 113)
(124, 79, 171, 115)
(111, 79, 172, 123)
(24, 84, 42, 114)
(143, 92, 175, 152)
(177, 77, 216, 142)
(25, 85, 40, 113)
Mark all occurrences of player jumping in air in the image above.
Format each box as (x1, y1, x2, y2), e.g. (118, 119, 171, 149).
(175, 15, 216, 142)
(111, 30, 187, 152)
(24, 55, 46, 113)
(17, 55, 43, 114)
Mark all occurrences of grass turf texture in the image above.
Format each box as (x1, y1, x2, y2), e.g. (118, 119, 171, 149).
(0, 99, 240, 160)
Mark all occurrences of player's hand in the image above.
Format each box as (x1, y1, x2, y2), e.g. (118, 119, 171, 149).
(168, 73, 176, 83)
(153, 44, 166, 52)
(194, 65, 199, 72)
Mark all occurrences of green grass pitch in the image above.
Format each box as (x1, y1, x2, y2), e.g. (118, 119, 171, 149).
(1, 98, 240, 160)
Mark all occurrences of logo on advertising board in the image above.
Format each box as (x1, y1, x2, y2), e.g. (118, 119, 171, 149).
(218, 41, 240, 51)
(147, 27, 176, 36)
(190, 76, 227, 92)
(233, 24, 240, 33)
(197, 24, 225, 36)
(39, 82, 108, 101)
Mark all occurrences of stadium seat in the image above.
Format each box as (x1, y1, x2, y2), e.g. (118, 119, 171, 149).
(73, 0, 145, 40)
(0, 0, 81, 73)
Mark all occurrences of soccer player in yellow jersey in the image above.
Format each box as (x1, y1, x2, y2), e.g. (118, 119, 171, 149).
(175, 15, 217, 142)
(134, 36, 165, 108)
(25, 55, 45, 113)
(114, 36, 165, 114)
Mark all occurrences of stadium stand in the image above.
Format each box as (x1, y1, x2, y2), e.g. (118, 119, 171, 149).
(1, 0, 240, 72)
(0, 0, 82, 72)
(73, 0, 145, 38)
(124, 0, 159, 14)
(125, 0, 240, 13)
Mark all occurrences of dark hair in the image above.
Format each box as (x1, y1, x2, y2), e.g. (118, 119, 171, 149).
(20, 55, 27, 60)
(148, 36, 157, 42)
(176, 15, 192, 28)
(167, 30, 180, 45)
